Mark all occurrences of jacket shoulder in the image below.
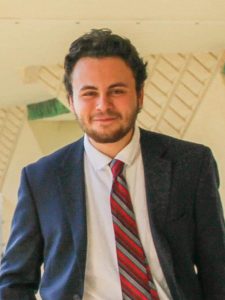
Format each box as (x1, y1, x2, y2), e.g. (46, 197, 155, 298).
(24, 137, 84, 175)
(140, 128, 212, 161)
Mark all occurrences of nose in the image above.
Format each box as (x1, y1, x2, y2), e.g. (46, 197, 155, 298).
(96, 93, 112, 111)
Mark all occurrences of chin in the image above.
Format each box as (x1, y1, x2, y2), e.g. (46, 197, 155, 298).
(87, 127, 133, 144)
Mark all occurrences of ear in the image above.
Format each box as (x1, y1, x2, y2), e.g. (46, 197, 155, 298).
(137, 86, 144, 109)
(68, 95, 75, 113)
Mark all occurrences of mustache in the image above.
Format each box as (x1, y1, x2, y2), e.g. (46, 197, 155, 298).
(91, 110, 122, 119)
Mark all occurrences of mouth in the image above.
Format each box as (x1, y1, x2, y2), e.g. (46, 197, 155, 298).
(92, 117, 118, 124)
(91, 113, 121, 123)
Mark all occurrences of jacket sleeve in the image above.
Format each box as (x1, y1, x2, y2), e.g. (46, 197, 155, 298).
(195, 148, 225, 299)
(0, 168, 43, 299)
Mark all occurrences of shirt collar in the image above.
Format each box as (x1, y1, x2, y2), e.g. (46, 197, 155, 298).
(84, 126, 141, 171)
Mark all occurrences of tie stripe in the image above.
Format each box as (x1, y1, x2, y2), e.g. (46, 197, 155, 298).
(117, 247, 150, 284)
(110, 159, 160, 300)
(116, 242, 147, 274)
(120, 269, 152, 298)
(111, 192, 135, 220)
(112, 203, 138, 237)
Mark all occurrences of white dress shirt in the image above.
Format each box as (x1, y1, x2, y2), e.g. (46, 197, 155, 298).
(83, 127, 171, 300)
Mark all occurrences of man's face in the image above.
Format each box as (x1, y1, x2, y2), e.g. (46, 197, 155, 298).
(69, 56, 143, 144)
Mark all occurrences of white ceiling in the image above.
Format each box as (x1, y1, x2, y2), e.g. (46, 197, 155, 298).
(1, 0, 225, 108)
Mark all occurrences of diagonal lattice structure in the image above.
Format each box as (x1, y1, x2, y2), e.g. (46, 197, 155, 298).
(0, 106, 26, 190)
(138, 51, 224, 137)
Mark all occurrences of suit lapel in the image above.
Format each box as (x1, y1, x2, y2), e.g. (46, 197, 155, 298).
(57, 138, 87, 287)
(140, 129, 171, 229)
(140, 129, 183, 299)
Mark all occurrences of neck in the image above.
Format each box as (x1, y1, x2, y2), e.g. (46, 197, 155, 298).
(89, 129, 134, 158)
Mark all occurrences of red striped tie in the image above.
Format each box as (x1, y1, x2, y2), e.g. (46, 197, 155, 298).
(110, 159, 160, 300)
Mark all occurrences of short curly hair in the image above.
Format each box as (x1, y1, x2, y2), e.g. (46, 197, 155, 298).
(64, 28, 147, 97)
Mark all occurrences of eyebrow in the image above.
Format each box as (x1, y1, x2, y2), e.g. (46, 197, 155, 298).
(79, 82, 128, 92)
(108, 82, 128, 89)
(80, 85, 98, 91)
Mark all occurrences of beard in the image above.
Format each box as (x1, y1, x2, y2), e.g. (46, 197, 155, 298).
(75, 106, 140, 144)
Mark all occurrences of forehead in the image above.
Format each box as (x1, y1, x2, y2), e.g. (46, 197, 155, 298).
(71, 56, 135, 86)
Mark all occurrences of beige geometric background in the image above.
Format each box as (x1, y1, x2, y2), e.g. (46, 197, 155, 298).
(139, 51, 224, 137)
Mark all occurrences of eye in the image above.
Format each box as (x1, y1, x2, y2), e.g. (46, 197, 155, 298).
(81, 91, 98, 98)
(111, 88, 126, 95)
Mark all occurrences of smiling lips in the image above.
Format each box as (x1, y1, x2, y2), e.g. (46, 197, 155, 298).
(91, 112, 121, 123)
(94, 116, 117, 122)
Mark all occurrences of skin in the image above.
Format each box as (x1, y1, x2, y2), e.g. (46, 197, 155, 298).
(69, 57, 144, 158)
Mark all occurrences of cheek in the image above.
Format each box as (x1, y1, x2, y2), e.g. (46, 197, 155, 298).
(71, 98, 82, 113)
(73, 101, 94, 119)
(117, 98, 138, 112)
(71, 103, 77, 114)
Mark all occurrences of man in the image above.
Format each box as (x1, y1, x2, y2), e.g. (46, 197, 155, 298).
(0, 29, 225, 300)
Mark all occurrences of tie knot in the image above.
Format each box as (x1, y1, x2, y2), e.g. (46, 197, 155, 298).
(109, 159, 124, 179)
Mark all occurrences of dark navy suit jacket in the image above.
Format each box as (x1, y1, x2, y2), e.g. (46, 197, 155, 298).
(0, 129, 225, 300)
